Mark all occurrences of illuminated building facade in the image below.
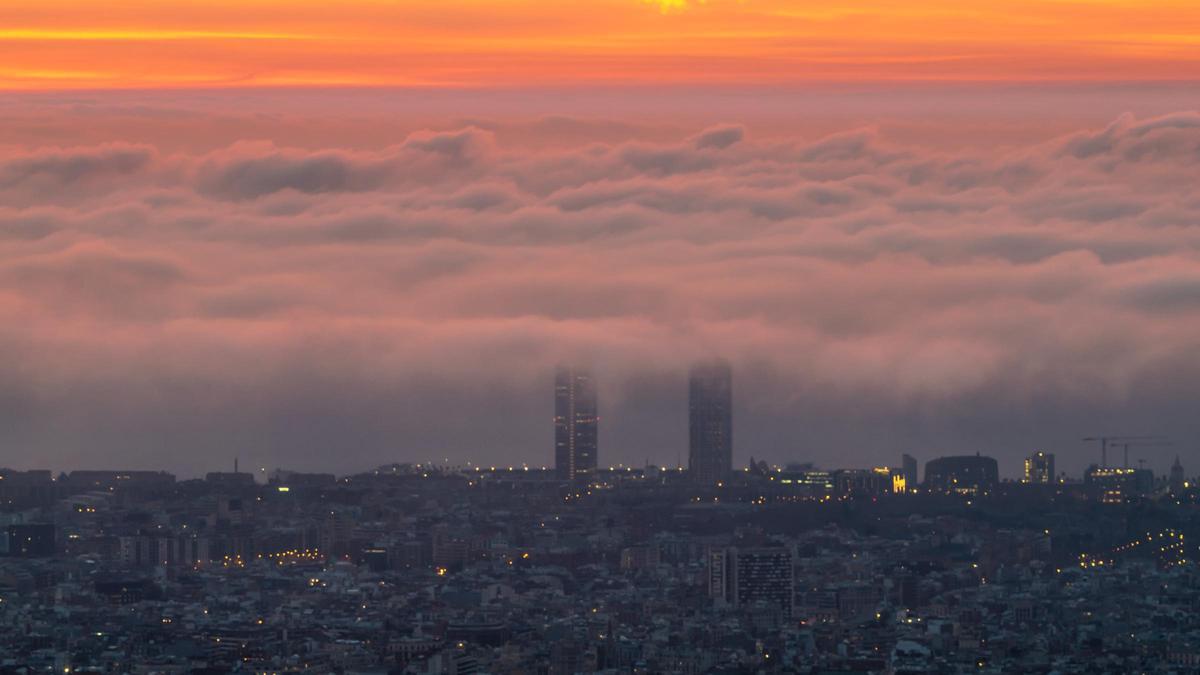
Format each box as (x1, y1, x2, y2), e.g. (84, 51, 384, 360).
(773, 470, 835, 498)
(1084, 466, 1154, 504)
(689, 359, 733, 485)
(836, 468, 903, 497)
(1023, 451, 1056, 484)
(774, 467, 907, 497)
(554, 366, 598, 481)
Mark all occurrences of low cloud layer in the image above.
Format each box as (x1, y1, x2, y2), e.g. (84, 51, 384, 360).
(3, 111, 1200, 477)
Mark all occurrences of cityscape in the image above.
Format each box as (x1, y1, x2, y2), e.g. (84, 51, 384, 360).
(5, 0, 1200, 672)
(2, 363, 1200, 673)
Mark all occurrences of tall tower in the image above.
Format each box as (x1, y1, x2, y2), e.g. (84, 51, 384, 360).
(554, 366, 598, 481)
(689, 359, 732, 485)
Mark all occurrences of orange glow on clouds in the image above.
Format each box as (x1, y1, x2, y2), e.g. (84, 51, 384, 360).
(0, 0, 1198, 89)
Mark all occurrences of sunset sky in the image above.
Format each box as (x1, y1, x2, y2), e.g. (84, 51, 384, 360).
(2, 0, 1199, 88)
(2, 1, 1200, 478)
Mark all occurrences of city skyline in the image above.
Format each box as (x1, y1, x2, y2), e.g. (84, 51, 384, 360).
(5, 357, 1183, 486)
(0, 352, 1191, 480)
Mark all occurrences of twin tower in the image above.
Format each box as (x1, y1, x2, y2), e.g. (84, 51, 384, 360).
(554, 359, 733, 485)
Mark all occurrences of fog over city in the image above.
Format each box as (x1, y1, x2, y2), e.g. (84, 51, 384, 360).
(3, 89, 1200, 477)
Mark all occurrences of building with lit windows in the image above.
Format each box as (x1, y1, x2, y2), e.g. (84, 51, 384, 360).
(1023, 451, 1055, 484)
(554, 366, 598, 481)
(709, 545, 794, 617)
(774, 469, 835, 497)
(835, 468, 904, 497)
(1084, 466, 1154, 504)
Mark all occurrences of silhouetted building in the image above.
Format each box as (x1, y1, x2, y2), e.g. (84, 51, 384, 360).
(446, 620, 511, 647)
(63, 470, 175, 495)
(924, 455, 999, 495)
(1171, 455, 1186, 495)
(689, 359, 732, 485)
(94, 578, 158, 605)
(361, 547, 390, 573)
(896, 574, 920, 610)
(1023, 451, 1055, 484)
(901, 454, 918, 491)
(270, 470, 337, 489)
(205, 471, 255, 488)
(0, 469, 54, 509)
(709, 546, 794, 617)
(554, 366, 598, 481)
(7, 524, 55, 557)
(550, 639, 586, 675)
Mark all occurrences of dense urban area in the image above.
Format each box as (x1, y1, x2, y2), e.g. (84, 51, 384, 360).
(2, 452, 1199, 675)
(3, 366, 1200, 673)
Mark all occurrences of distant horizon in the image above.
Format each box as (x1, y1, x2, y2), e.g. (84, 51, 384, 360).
(3, 447, 1186, 484)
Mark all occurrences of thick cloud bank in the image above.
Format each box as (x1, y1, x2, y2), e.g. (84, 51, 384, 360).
(3, 112, 1200, 476)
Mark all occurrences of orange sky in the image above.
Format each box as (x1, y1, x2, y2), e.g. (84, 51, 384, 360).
(1, 0, 1198, 89)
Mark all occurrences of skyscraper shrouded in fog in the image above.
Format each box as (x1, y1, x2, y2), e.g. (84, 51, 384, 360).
(689, 359, 733, 485)
(554, 366, 598, 481)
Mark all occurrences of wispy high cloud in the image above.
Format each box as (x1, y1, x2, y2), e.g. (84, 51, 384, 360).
(2, 0, 1198, 88)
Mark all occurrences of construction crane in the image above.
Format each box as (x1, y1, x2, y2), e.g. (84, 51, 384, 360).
(1110, 439, 1173, 469)
(1081, 435, 1167, 468)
